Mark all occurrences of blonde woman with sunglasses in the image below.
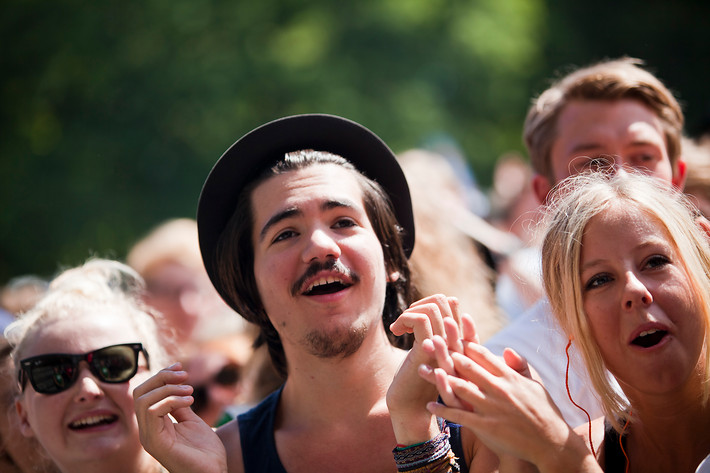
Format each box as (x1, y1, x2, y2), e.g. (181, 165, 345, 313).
(5, 259, 174, 473)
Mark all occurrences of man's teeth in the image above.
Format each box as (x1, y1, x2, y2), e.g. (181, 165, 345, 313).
(306, 276, 343, 292)
(639, 329, 659, 337)
(70, 415, 114, 428)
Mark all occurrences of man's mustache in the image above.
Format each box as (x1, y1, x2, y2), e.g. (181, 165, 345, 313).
(291, 259, 359, 296)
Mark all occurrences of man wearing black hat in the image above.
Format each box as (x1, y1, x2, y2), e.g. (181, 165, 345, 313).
(133, 114, 499, 472)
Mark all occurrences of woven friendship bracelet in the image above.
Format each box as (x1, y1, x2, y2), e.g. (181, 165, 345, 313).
(393, 425, 460, 472)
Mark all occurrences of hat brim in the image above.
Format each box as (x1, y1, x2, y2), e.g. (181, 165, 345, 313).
(197, 114, 415, 303)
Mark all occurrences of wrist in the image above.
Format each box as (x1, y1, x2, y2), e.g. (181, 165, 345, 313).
(535, 433, 600, 473)
(391, 413, 441, 447)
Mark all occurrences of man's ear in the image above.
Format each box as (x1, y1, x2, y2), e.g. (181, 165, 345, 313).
(15, 399, 35, 438)
(672, 158, 687, 190)
(532, 173, 553, 205)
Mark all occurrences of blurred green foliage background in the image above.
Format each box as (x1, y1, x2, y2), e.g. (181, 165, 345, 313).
(2, 0, 709, 282)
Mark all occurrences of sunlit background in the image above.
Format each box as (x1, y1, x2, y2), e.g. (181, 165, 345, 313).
(2, 0, 709, 282)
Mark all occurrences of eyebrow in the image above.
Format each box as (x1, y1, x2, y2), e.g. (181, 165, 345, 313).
(570, 139, 659, 155)
(258, 198, 360, 242)
(569, 143, 603, 155)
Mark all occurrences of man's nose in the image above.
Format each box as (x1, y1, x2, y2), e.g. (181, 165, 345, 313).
(302, 228, 341, 262)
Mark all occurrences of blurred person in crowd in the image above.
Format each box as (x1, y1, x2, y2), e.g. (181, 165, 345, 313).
(127, 218, 245, 348)
(0, 338, 59, 473)
(488, 153, 544, 320)
(128, 218, 271, 423)
(5, 259, 175, 473)
(485, 57, 688, 428)
(1, 275, 49, 315)
(397, 149, 509, 342)
(182, 329, 274, 427)
(133, 114, 514, 473)
(683, 136, 710, 218)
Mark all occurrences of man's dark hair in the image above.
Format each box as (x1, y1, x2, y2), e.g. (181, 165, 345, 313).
(215, 150, 417, 378)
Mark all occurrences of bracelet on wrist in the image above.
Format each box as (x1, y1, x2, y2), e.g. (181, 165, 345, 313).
(393, 424, 460, 473)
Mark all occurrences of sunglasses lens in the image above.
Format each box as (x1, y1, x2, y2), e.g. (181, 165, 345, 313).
(28, 357, 77, 394)
(92, 345, 138, 382)
(214, 363, 240, 385)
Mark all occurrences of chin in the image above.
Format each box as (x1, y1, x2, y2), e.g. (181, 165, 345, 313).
(304, 323, 368, 359)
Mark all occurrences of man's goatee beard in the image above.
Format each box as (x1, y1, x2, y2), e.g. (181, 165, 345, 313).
(303, 323, 368, 359)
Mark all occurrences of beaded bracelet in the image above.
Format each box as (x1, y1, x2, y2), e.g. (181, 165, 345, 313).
(392, 424, 460, 473)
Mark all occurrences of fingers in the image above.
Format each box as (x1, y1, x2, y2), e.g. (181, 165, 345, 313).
(426, 400, 479, 429)
(428, 335, 455, 374)
(133, 364, 195, 429)
(461, 340, 509, 377)
(460, 312, 480, 344)
(133, 362, 186, 398)
(416, 363, 469, 410)
(443, 318, 463, 354)
(390, 294, 458, 342)
(445, 374, 484, 409)
(502, 348, 533, 379)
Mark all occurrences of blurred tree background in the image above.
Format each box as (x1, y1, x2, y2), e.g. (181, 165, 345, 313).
(1, 0, 709, 282)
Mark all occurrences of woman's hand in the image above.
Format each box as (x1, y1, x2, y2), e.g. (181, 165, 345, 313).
(423, 342, 598, 472)
(133, 363, 227, 473)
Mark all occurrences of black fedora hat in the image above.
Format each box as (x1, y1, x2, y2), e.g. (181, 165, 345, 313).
(197, 113, 415, 302)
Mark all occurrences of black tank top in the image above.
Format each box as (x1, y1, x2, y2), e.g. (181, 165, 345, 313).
(238, 386, 469, 472)
(603, 418, 628, 473)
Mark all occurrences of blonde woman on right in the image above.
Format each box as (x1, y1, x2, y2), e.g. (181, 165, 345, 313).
(421, 170, 710, 472)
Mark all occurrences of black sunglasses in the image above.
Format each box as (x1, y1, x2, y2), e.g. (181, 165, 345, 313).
(191, 362, 241, 414)
(19, 343, 150, 395)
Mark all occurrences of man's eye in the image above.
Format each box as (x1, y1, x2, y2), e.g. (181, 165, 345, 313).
(587, 156, 614, 171)
(333, 218, 356, 229)
(274, 230, 297, 242)
(635, 153, 656, 163)
(571, 155, 614, 174)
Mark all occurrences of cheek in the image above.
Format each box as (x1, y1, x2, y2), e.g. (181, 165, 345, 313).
(255, 250, 294, 289)
(20, 395, 64, 442)
(583, 300, 618, 352)
(112, 383, 141, 426)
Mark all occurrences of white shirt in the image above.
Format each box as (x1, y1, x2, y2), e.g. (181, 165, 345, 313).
(485, 299, 607, 428)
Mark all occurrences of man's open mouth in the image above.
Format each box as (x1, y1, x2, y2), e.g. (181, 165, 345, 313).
(303, 277, 352, 296)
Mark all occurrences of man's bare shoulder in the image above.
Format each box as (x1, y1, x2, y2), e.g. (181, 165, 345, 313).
(217, 419, 244, 473)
